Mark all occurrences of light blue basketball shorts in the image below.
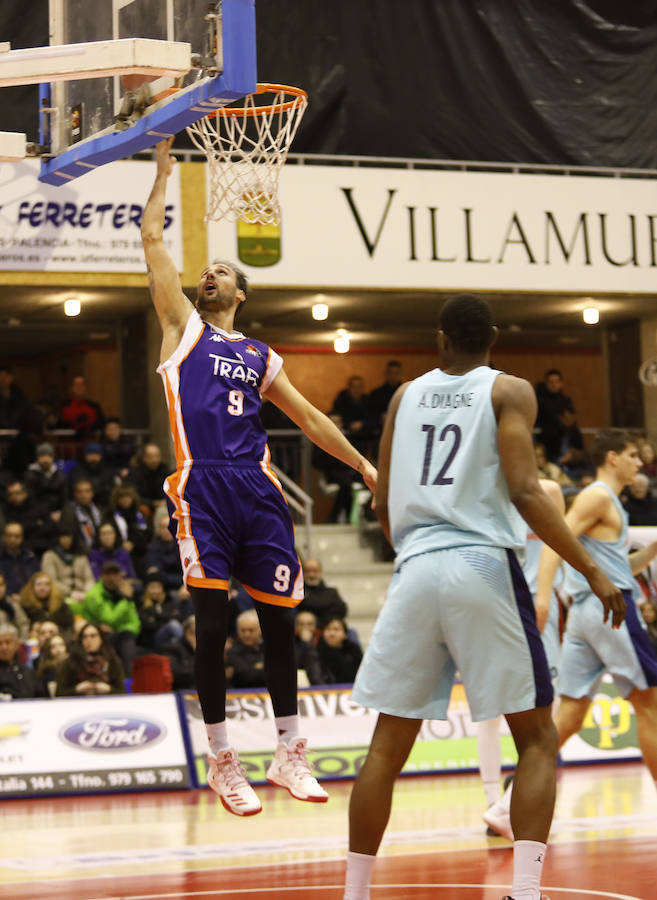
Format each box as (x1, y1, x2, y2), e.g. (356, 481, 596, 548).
(558, 589, 657, 699)
(351, 545, 553, 722)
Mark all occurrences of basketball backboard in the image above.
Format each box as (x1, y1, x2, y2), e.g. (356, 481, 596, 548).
(0, 0, 256, 184)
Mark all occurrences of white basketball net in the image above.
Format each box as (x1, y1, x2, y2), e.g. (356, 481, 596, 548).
(186, 84, 308, 225)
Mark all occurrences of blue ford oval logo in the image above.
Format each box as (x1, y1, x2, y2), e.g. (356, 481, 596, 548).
(60, 715, 165, 752)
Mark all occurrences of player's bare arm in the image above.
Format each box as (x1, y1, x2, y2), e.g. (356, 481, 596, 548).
(264, 368, 377, 493)
(373, 383, 410, 543)
(533, 479, 565, 631)
(493, 373, 625, 628)
(141, 137, 192, 361)
(629, 541, 657, 575)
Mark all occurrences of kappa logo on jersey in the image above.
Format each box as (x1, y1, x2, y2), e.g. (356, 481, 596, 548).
(246, 344, 263, 358)
(208, 334, 223, 343)
(208, 353, 259, 386)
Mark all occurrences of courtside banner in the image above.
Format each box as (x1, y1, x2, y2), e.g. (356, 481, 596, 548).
(0, 159, 183, 272)
(0, 693, 190, 798)
(183, 684, 519, 786)
(207, 165, 657, 294)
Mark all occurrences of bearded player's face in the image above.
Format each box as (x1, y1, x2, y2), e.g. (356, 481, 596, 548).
(196, 263, 238, 309)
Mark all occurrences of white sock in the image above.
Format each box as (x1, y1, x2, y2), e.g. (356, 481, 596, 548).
(275, 714, 300, 743)
(477, 716, 503, 805)
(206, 721, 229, 755)
(344, 850, 376, 900)
(511, 840, 547, 900)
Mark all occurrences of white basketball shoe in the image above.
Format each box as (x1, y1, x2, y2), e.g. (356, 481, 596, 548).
(266, 736, 329, 802)
(207, 747, 262, 816)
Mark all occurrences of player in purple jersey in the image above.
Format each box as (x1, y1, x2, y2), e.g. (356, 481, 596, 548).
(141, 139, 376, 817)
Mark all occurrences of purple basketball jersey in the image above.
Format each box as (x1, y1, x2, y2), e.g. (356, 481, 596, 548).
(157, 309, 282, 467)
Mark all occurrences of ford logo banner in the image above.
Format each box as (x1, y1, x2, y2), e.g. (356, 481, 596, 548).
(60, 716, 165, 752)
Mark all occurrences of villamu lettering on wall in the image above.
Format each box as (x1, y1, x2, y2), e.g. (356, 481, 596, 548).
(15, 201, 175, 230)
(341, 188, 657, 268)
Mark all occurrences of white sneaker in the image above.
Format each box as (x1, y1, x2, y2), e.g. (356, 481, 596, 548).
(483, 799, 514, 840)
(207, 747, 262, 817)
(266, 737, 329, 802)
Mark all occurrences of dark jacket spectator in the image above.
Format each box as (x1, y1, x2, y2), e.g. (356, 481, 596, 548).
(128, 443, 169, 512)
(25, 443, 68, 516)
(144, 515, 184, 592)
(0, 522, 40, 598)
(107, 483, 151, 575)
(225, 610, 266, 688)
(0, 572, 30, 640)
(294, 610, 324, 685)
(59, 479, 103, 552)
(41, 527, 95, 602)
(0, 623, 46, 699)
(368, 361, 403, 426)
(138, 578, 189, 650)
(316, 618, 362, 684)
(58, 375, 105, 439)
(101, 418, 136, 478)
(163, 615, 197, 689)
(0, 368, 43, 477)
(18, 571, 74, 635)
(640, 601, 657, 654)
(534, 369, 576, 462)
(298, 557, 348, 626)
(1, 479, 56, 556)
(35, 633, 69, 697)
(55, 622, 125, 696)
(330, 375, 376, 436)
(69, 442, 119, 508)
(623, 474, 657, 526)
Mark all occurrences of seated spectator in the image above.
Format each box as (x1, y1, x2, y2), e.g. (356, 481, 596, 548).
(89, 521, 136, 581)
(225, 609, 266, 688)
(639, 439, 657, 484)
(163, 614, 196, 689)
(55, 622, 125, 696)
(640, 600, 657, 654)
(35, 633, 69, 697)
(59, 479, 103, 553)
(144, 514, 185, 596)
(0, 522, 39, 600)
(316, 617, 362, 684)
(226, 576, 255, 638)
(41, 526, 95, 601)
(534, 444, 573, 488)
(0, 572, 30, 640)
(294, 610, 324, 685)
(25, 442, 68, 520)
(101, 418, 135, 479)
(0, 623, 46, 699)
(298, 557, 348, 626)
(58, 375, 105, 439)
(129, 443, 169, 514)
(623, 473, 657, 526)
(368, 360, 403, 429)
(74, 561, 141, 676)
(107, 483, 151, 576)
(1, 479, 55, 555)
(69, 442, 119, 508)
(138, 577, 187, 650)
(19, 572, 74, 635)
(31, 619, 60, 670)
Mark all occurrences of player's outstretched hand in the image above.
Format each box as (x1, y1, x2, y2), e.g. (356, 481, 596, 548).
(587, 569, 626, 629)
(155, 136, 176, 177)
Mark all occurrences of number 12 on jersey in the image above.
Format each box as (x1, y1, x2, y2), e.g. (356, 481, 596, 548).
(420, 423, 461, 485)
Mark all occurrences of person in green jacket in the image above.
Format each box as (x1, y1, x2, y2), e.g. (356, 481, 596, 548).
(75, 561, 140, 675)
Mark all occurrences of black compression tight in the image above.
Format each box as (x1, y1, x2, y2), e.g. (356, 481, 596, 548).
(190, 586, 298, 724)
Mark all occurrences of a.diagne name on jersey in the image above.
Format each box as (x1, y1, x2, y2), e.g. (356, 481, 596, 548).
(208, 353, 259, 385)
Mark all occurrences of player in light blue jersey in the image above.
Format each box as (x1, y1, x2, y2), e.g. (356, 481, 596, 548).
(142, 139, 376, 818)
(537, 429, 657, 788)
(343, 295, 625, 900)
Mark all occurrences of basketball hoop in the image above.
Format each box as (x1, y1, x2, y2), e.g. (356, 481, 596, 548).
(186, 83, 308, 225)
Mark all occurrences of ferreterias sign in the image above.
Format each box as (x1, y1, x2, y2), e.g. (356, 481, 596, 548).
(207, 165, 657, 292)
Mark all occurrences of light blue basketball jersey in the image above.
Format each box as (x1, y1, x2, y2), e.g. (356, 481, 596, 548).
(564, 480, 636, 601)
(389, 365, 526, 568)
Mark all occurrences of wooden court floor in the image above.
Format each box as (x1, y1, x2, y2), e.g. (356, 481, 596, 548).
(0, 762, 654, 900)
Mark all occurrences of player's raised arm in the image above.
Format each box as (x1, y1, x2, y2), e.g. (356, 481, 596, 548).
(493, 373, 626, 628)
(263, 367, 377, 494)
(141, 138, 191, 356)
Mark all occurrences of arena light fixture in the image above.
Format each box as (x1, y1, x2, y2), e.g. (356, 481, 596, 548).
(334, 328, 350, 354)
(312, 301, 329, 321)
(582, 306, 599, 325)
(64, 297, 81, 317)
